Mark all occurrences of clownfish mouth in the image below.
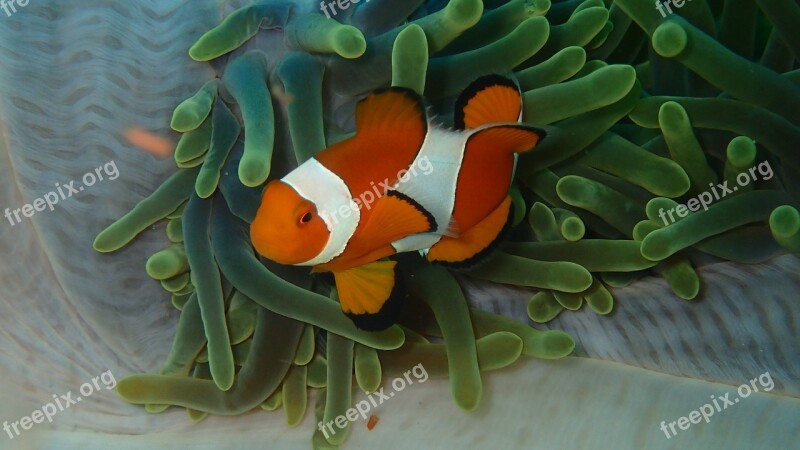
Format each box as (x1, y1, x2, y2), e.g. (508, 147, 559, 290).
(249, 227, 308, 266)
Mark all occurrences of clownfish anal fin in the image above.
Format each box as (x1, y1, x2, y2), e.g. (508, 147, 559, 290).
(427, 195, 512, 268)
(455, 75, 522, 130)
(334, 260, 404, 331)
(360, 191, 436, 246)
(355, 87, 427, 141)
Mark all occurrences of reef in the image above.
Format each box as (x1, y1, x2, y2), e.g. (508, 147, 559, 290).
(92, 0, 800, 448)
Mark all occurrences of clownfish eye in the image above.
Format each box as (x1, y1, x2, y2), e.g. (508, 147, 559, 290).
(299, 211, 313, 225)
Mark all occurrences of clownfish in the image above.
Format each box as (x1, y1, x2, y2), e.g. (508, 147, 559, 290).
(250, 75, 544, 331)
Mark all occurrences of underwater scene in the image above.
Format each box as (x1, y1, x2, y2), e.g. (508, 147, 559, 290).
(0, 0, 799, 448)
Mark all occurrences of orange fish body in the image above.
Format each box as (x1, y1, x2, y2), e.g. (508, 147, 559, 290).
(250, 75, 544, 330)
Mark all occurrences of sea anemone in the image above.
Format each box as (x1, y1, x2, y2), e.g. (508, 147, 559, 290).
(2, 0, 799, 448)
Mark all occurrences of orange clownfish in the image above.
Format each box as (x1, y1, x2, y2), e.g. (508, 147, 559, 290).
(250, 75, 544, 330)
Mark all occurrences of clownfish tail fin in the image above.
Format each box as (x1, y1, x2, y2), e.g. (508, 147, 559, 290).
(467, 124, 546, 156)
(454, 75, 522, 130)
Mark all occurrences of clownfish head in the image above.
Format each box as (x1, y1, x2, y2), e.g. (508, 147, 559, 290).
(250, 180, 330, 266)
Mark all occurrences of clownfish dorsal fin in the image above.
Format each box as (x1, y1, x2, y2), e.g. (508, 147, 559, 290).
(317, 87, 428, 198)
(334, 260, 403, 331)
(359, 191, 436, 247)
(355, 87, 427, 140)
(454, 75, 522, 130)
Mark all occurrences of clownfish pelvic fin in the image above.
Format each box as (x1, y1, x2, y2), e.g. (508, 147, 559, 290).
(333, 260, 404, 331)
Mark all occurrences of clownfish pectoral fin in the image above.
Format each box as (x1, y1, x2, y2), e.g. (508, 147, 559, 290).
(334, 260, 403, 331)
(427, 195, 513, 268)
(454, 75, 522, 130)
(359, 191, 437, 246)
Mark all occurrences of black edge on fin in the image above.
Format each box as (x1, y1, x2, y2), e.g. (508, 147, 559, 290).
(433, 203, 514, 271)
(453, 74, 519, 131)
(357, 86, 428, 132)
(345, 263, 405, 331)
(465, 123, 548, 154)
(386, 190, 437, 232)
